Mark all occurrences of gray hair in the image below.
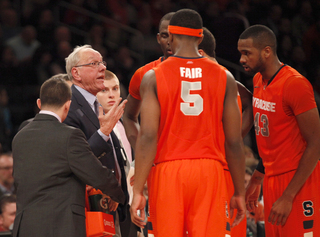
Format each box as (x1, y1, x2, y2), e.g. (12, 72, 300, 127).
(65, 44, 92, 81)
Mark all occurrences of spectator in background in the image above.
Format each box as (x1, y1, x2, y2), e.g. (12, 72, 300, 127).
(50, 41, 72, 76)
(0, 194, 16, 232)
(85, 24, 106, 51)
(53, 26, 72, 47)
(302, 12, 320, 84)
(291, 0, 314, 45)
(0, 45, 20, 85)
(32, 46, 55, 85)
(36, 9, 56, 46)
(6, 25, 40, 64)
(0, 8, 20, 42)
(244, 145, 259, 173)
(264, 4, 282, 37)
(62, 0, 90, 31)
(0, 88, 13, 151)
(291, 45, 307, 77)
(0, 153, 14, 197)
(210, 0, 249, 70)
(113, 46, 139, 92)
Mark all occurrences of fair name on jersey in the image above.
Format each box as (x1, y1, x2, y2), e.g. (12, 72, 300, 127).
(180, 67, 202, 79)
(253, 97, 276, 112)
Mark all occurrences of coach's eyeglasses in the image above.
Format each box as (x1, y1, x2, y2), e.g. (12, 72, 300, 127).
(74, 61, 107, 68)
(0, 166, 13, 170)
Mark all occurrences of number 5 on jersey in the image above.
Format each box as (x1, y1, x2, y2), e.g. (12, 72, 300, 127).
(180, 81, 203, 116)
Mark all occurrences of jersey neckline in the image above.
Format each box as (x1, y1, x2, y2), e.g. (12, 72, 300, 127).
(263, 64, 287, 88)
(171, 55, 205, 59)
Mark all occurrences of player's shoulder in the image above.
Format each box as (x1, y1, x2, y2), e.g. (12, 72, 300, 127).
(281, 65, 311, 86)
(143, 57, 163, 71)
(280, 65, 305, 79)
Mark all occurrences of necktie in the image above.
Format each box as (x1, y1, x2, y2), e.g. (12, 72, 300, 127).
(94, 100, 99, 117)
(110, 133, 122, 184)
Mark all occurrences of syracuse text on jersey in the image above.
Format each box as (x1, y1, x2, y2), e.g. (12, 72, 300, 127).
(180, 67, 202, 78)
(253, 97, 276, 112)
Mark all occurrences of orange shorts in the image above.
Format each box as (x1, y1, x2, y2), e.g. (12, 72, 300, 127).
(263, 162, 320, 237)
(147, 159, 230, 237)
(224, 170, 247, 237)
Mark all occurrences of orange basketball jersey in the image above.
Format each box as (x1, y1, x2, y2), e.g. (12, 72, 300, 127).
(154, 56, 228, 165)
(129, 57, 164, 100)
(252, 64, 317, 176)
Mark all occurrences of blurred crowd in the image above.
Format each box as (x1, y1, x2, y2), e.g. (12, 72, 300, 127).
(0, 0, 320, 150)
(0, 1, 319, 235)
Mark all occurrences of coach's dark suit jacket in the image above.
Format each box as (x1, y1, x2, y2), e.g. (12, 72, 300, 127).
(64, 85, 129, 221)
(12, 113, 125, 237)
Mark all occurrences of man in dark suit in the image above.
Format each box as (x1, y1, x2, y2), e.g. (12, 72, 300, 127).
(12, 77, 125, 237)
(64, 45, 129, 236)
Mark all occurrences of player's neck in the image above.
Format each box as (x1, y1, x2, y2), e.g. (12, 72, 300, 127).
(261, 59, 282, 81)
(173, 41, 202, 58)
(174, 48, 201, 58)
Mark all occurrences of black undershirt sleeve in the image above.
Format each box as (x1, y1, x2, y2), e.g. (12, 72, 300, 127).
(255, 158, 265, 174)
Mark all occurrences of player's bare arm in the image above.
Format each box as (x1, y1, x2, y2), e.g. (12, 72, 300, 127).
(223, 70, 246, 227)
(123, 94, 141, 150)
(236, 81, 253, 137)
(130, 69, 160, 228)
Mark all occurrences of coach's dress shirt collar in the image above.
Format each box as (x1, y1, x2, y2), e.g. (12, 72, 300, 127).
(39, 110, 61, 123)
(74, 85, 97, 113)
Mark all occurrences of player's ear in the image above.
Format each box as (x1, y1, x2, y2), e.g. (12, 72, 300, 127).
(198, 49, 205, 56)
(197, 35, 204, 45)
(169, 33, 174, 44)
(263, 46, 272, 59)
(156, 33, 160, 44)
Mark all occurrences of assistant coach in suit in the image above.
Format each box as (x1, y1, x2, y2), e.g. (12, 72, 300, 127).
(12, 77, 125, 237)
(63, 45, 129, 227)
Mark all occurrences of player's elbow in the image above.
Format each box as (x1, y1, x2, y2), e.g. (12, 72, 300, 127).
(139, 130, 157, 144)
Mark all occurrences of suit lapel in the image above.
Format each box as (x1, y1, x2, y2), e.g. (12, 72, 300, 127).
(71, 85, 99, 128)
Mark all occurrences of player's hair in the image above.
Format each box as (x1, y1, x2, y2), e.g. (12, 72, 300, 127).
(50, 73, 71, 82)
(0, 194, 16, 215)
(239, 24, 277, 53)
(40, 77, 71, 108)
(198, 27, 216, 58)
(159, 12, 175, 32)
(105, 70, 118, 81)
(169, 9, 203, 30)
